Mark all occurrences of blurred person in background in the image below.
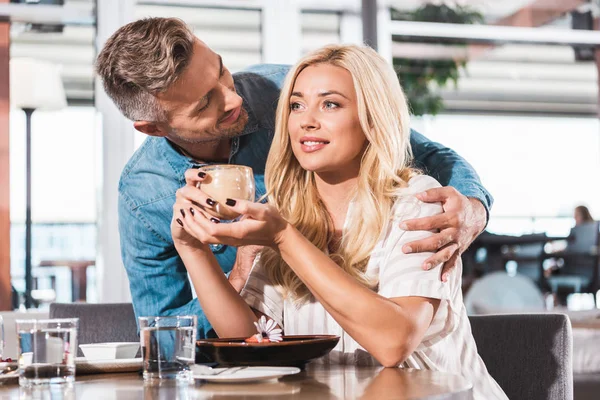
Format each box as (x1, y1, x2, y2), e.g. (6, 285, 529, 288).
(96, 17, 493, 339)
(574, 205, 594, 226)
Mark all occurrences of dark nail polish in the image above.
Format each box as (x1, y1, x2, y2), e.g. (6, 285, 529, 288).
(176, 218, 183, 226)
(210, 218, 220, 224)
(198, 171, 206, 178)
(180, 209, 185, 218)
(189, 207, 195, 216)
(207, 198, 216, 206)
(226, 198, 236, 206)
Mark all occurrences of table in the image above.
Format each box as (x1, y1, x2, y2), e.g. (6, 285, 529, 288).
(0, 365, 473, 399)
(469, 232, 569, 274)
(38, 259, 95, 302)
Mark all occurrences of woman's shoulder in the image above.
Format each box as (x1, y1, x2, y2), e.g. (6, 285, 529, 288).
(406, 174, 442, 193)
(391, 175, 443, 219)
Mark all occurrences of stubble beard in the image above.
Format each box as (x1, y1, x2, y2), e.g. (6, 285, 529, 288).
(171, 108, 249, 146)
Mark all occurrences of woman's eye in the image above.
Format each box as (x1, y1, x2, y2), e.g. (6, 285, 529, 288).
(324, 101, 339, 109)
(290, 102, 302, 111)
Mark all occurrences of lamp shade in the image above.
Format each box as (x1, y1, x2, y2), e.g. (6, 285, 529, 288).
(10, 58, 67, 111)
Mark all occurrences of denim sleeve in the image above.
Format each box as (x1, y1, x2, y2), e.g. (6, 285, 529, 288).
(240, 64, 290, 90)
(409, 129, 493, 219)
(118, 193, 214, 339)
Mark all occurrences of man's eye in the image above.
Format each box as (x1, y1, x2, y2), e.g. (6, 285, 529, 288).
(198, 94, 211, 113)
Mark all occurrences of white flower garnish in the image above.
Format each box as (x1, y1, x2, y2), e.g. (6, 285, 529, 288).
(252, 316, 282, 343)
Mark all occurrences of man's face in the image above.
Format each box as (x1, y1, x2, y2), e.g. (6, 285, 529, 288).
(153, 40, 248, 144)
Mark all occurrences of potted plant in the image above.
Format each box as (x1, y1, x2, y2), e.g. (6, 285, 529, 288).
(391, 3, 484, 116)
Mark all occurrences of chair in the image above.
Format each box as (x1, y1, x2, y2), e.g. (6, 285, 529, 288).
(469, 313, 573, 400)
(464, 271, 546, 315)
(49, 303, 138, 356)
(544, 222, 600, 298)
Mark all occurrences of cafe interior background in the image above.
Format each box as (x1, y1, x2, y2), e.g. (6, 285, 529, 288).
(1, 0, 600, 394)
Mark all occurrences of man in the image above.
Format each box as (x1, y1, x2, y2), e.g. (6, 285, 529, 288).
(96, 17, 492, 338)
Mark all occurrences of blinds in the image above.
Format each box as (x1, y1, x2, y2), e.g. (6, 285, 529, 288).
(9, 1, 597, 115)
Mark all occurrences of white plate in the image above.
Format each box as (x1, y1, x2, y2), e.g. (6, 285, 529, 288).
(0, 362, 19, 385)
(75, 357, 142, 375)
(79, 342, 140, 360)
(0, 361, 17, 371)
(192, 366, 301, 383)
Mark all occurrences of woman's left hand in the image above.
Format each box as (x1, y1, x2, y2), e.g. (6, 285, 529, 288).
(177, 198, 290, 248)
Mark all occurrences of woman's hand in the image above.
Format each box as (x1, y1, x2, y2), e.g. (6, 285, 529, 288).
(177, 198, 290, 249)
(171, 193, 206, 251)
(171, 168, 217, 251)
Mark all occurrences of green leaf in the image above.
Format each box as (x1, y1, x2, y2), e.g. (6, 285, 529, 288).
(392, 4, 483, 115)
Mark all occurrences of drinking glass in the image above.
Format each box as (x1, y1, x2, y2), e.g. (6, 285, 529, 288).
(197, 164, 255, 221)
(0, 315, 4, 361)
(16, 318, 78, 386)
(139, 316, 197, 382)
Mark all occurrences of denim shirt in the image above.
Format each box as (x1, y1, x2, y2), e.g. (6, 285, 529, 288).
(118, 64, 493, 338)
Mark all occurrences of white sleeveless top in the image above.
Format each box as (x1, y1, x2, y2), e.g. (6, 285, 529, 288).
(241, 175, 507, 399)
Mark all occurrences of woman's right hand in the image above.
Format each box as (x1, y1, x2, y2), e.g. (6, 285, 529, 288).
(171, 168, 216, 252)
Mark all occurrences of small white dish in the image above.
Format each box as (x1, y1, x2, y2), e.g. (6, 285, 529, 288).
(79, 342, 140, 360)
(192, 366, 301, 383)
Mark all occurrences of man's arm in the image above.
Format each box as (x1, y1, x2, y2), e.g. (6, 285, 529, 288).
(410, 129, 493, 216)
(408, 129, 493, 280)
(118, 193, 213, 338)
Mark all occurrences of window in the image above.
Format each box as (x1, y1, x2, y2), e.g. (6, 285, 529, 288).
(10, 107, 98, 305)
(412, 114, 600, 237)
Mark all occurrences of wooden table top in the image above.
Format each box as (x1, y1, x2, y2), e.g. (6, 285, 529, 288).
(0, 365, 472, 399)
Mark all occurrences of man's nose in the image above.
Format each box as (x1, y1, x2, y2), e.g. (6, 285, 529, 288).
(222, 84, 242, 112)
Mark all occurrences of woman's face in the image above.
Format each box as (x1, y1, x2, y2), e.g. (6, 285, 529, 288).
(288, 64, 367, 176)
(574, 209, 584, 226)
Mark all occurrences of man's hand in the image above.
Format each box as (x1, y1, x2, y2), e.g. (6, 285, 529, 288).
(400, 187, 487, 282)
(229, 245, 263, 292)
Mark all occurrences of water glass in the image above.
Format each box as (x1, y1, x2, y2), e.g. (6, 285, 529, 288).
(16, 318, 78, 387)
(0, 315, 4, 361)
(139, 316, 197, 382)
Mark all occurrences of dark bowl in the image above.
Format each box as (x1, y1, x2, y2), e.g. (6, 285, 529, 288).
(196, 335, 340, 368)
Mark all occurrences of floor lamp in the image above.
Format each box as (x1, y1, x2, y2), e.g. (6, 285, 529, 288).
(10, 58, 67, 308)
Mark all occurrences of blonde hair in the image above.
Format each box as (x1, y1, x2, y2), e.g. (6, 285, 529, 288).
(261, 44, 417, 302)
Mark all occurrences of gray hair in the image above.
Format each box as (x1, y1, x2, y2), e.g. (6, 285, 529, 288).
(95, 17, 196, 121)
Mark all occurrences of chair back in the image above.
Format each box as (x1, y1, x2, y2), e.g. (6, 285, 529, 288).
(464, 271, 545, 314)
(469, 313, 573, 400)
(49, 303, 138, 356)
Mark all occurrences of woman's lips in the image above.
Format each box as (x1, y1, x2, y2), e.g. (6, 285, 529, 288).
(300, 139, 329, 153)
(220, 106, 242, 125)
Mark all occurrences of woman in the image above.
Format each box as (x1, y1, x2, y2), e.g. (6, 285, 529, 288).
(574, 205, 594, 226)
(171, 44, 507, 399)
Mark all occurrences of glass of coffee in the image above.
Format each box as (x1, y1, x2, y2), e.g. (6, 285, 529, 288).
(16, 318, 78, 387)
(139, 316, 197, 382)
(197, 164, 255, 220)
